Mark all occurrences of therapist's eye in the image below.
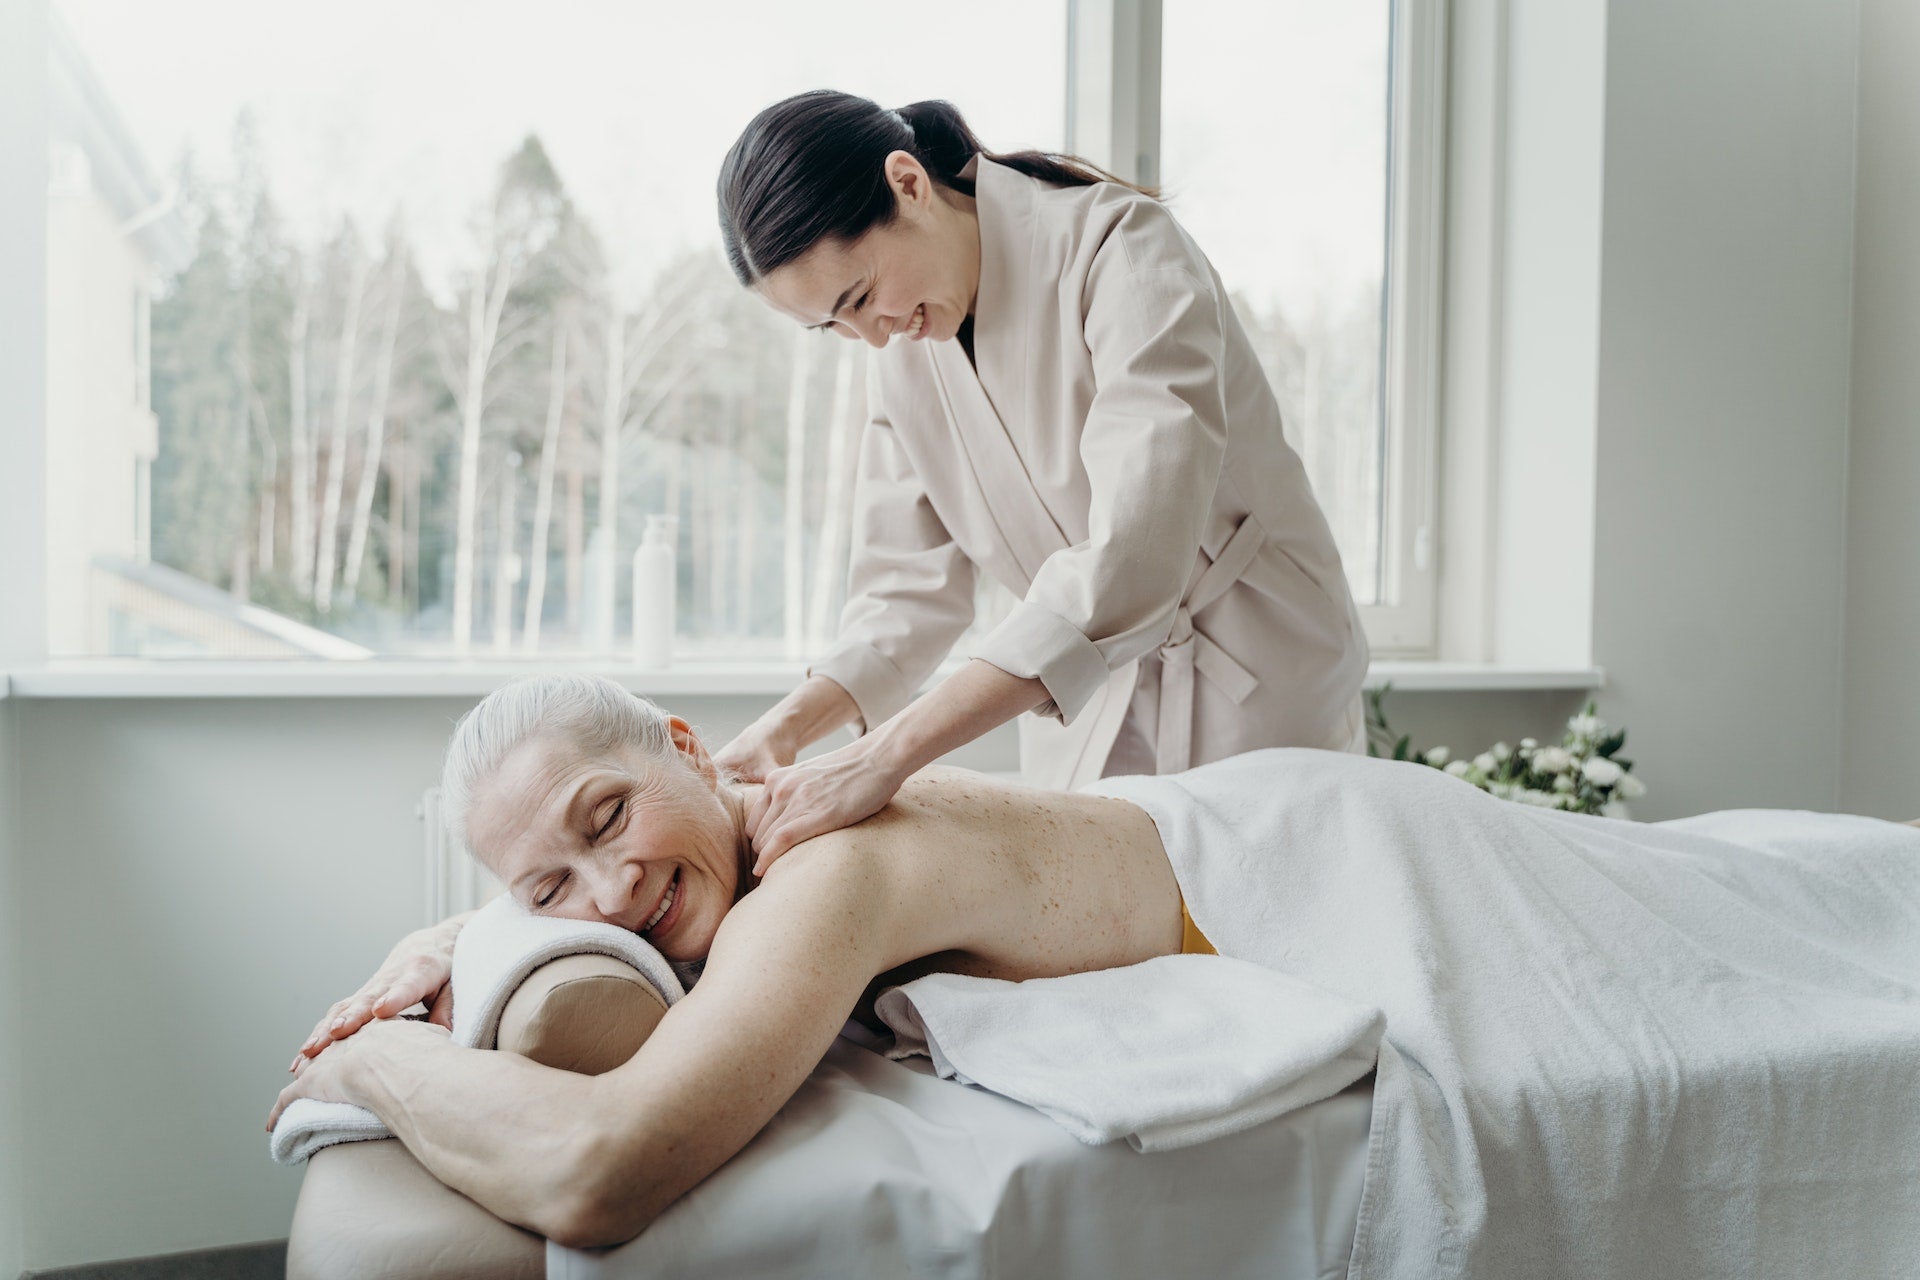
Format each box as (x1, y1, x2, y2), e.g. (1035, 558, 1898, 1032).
(596, 798, 626, 841)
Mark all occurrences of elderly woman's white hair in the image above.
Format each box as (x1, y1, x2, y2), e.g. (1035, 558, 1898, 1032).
(440, 674, 680, 854)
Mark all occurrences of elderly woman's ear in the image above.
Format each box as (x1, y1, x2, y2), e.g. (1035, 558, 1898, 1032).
(666, 716, 719, 785)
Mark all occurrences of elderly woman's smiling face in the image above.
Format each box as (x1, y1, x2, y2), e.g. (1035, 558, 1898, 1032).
(464, 720, 749, 962)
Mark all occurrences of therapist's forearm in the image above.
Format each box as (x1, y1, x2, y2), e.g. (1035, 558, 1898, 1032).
(343, 1022, 611, 1242)
(864, 659, 1048, 779)
(759, 674, 862, 753)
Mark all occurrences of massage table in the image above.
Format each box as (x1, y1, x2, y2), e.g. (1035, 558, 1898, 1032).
(552, 1040, 1371, 1279)
(288, 947, 1374, 1279)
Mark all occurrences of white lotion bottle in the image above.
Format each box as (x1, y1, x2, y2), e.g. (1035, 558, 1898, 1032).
(631, 514, 677, 668)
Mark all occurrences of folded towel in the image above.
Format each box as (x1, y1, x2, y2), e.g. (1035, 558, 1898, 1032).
(874, 953, 1382, 1152)
(270, 896, 682, 1165)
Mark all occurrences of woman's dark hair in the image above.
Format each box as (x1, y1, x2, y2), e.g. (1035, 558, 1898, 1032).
(717, 90, 1160, 285)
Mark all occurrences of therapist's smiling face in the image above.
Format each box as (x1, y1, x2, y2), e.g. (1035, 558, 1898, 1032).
(753, 150, 980, 349)
(465, 726, 751, 963)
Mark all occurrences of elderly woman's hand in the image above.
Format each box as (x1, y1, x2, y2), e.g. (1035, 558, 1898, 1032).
(290, 913, 469, 1072)
(269, 1015, 449, 1132)
(747, 738, 909, 875)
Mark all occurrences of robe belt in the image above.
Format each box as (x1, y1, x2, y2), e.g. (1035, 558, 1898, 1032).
(1155, 514, 1264, 775)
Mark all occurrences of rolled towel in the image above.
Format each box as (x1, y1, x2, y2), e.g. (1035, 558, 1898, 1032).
(875, 953, 1383, 1152)
(270, 896, 682, 1165)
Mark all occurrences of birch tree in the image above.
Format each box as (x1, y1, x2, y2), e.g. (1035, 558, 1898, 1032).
(520, 317, 569, 650)
(491, 451, 522, 653)
(436, 137, 567, 652)
(586, 251, 719, 650)
(313, 227, 370, 613)
(340, 225, 410, 607)
(781, 327, 814, 658)
(287, 269, 315, 599)
(806, 342, 860, 647)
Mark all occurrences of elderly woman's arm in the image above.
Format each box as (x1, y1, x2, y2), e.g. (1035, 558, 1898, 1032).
(274, 839, 910, 1247)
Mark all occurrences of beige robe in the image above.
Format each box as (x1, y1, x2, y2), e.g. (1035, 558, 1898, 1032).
(809, 155, 1370, 790)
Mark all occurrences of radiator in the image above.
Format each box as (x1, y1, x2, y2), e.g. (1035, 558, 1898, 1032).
(419, 786, 503, 925)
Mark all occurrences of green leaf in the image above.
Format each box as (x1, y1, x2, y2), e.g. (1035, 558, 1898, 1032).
(1393, 734, 1411, 762)
(1595, 730, 1626, 757)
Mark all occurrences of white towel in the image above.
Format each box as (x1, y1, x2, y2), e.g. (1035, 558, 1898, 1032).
(874, 953, 1382, 1152)
(270, 896, 682, 1165)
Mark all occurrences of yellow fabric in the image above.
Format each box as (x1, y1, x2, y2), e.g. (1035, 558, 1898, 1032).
(1180, 899, 1218, 956)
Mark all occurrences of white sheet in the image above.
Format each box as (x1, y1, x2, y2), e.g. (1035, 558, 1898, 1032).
(1090, 749, 1920, 1280)
(548, 1039, 1373, 1280)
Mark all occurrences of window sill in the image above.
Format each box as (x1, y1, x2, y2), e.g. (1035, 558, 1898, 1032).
(1364, 661, 1604, 693)
(0, 659, 1605, 699)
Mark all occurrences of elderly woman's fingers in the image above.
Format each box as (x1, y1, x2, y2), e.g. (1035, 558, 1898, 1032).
(268, 1079, 297, 1131)
(299, 1009, 341, 1056)
(424, 982, 454, 1029)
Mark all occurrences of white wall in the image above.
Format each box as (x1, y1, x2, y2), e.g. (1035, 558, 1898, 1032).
(0, 0, 47, 1271)
(1841, 0, 1920, 820)
(1489, 0, 1607, 667)
(1, 697, 24, 1280)
(1587, 0, 1861, 818)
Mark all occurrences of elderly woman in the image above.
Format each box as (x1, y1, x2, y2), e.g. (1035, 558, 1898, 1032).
(276, 676, 1920, 1280)
(274, 673, 1207, 1266)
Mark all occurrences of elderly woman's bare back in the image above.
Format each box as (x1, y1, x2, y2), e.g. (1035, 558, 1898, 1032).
(818, 766, 1184, 988)
(289, 767, 1185, 1278)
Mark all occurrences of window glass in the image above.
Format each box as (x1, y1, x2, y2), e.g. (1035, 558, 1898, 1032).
(46, 0, 1063, 658)
(1159, 2, 1391, 604)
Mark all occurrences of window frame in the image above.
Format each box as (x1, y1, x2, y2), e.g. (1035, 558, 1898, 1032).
(1069, 0, 1445, 656)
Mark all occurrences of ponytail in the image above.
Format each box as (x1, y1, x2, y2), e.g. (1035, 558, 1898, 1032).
(718, 90, 1159, 285)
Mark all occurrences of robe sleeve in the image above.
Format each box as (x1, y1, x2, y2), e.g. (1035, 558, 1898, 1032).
(970, 212, 1230, 725)
(808, 359, 978, 734)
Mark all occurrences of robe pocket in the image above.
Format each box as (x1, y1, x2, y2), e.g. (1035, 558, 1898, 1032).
(1234, 530, 1357, 643)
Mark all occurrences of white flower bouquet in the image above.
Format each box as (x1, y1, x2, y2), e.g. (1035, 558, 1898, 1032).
(1364, 688, 1647, 818)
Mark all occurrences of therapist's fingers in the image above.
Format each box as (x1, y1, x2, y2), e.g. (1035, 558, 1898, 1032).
(752, 814, 821, 876)
(746, 779, 777, 841)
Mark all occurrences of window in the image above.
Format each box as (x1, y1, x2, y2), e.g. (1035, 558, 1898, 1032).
(1158, 0, 1441, 652)
(33, 0, 1435, 663)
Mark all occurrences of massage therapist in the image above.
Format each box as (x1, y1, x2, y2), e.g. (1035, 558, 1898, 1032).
(715, 91, 1369, 869)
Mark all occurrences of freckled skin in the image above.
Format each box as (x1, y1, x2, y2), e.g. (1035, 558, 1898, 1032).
(817, 768, 1186, 1021)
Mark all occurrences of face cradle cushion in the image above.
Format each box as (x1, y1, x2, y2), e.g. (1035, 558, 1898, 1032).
(494, 953, 670, 1075)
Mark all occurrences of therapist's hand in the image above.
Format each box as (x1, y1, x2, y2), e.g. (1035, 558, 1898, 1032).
(716, 675, 860, 783)
(713, 722, 798, 784)
(747, 738, 910, 875)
